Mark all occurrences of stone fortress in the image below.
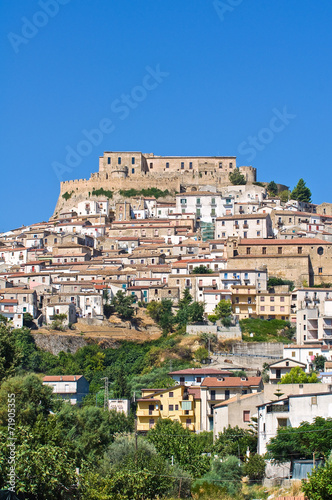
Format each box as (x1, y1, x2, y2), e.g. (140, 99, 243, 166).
(53, 151, 256, 216)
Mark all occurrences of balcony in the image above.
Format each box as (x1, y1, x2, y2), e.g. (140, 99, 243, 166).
(179, 410, 194, 417)
(136, 409, 160, 417)
(266, 403, 289, 413)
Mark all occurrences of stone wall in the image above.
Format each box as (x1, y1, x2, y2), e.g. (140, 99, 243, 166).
(32, 333, 120, 355)
(232, 342, 284, 357)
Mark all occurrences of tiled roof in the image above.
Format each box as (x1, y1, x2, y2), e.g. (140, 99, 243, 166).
(201, 376, 262, 388)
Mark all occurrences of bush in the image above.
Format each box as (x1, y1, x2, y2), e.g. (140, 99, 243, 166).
(91, 188, 113, 198)
(62, 191, 73, 200)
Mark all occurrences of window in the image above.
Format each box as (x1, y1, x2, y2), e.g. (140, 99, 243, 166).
(132, 157, 135, 164)
(243, 410, 250, 422)
(262, 247, 267, 255)
(108, 157, 111, 164)
(118, 157, 121, 165)
(278, 247, 282, 254)
(168, 405, 174, 411)
(298, 247, 303, 254)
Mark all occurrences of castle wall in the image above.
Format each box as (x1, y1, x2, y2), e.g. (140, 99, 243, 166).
(52, 151, 257, 218)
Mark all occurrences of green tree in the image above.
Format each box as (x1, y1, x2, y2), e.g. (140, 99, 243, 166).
(195, 347, 209, 363)
(243, 454, 266, 481)
(214, 299, 232, 326)
(267, 417, 332, 463)
(111, 291, 135, 320)
(0, 323, 22, 382)
(214, 425, 257, 459)
(279, 189, 291, 203)
(192, 265, 213, 274)
(229, 169, 246, 185)
(279, 366, 320, 384)
(313, 354, 326, 371)
(189, 301, 205, 323)
(147, 419, 210, 477)
(0, 428, 79, 500)
(23, 312, 35, 328)
(267, 180, 278, 196)
(147, 299, 174, 333)
(302, 456, 332, 500)
(0, 374, 55, 427)
(291, 178, 312, 202)
(112, 365, 131, 399)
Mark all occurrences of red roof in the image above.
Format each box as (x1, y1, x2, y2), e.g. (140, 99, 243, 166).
(239, 238, 328, 245)
(169, 368, 232, 376)
(43, 375, 83, 382)
(201, 376, 262, 388)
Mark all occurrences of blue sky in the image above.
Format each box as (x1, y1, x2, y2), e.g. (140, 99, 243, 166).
(1, 0, 332, 231)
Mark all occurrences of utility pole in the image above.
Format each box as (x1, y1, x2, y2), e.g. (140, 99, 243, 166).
(101, 377, 109, 411)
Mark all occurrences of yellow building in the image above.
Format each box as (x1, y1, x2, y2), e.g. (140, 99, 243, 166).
(136, 385, 201, 432)
(256, 291, 291, 320)
(231, 285, 257, 320)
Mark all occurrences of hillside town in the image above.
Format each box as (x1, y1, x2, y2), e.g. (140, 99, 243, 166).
(2, 151, 332, 497)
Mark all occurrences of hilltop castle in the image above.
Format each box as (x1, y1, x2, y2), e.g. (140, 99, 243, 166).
(53, 151, 256, 217)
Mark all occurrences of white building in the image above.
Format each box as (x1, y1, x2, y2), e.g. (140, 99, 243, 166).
(43, 375, 89, 405)
(176, 192, 234, 224)
(215, 213, 273, 240)
(257, 392, 332, 455)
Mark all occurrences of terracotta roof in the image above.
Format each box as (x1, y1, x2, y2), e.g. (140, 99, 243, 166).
(169, 368, 232, 376)
(201, 376, 262, 388)
(238, 238, 328, 245)
(43, 375, 83, 382)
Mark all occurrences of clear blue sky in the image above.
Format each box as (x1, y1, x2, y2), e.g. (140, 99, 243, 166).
(1, 0, 332, 231)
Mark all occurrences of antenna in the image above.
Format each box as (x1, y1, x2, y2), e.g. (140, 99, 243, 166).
(101, 377, 109, 411)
